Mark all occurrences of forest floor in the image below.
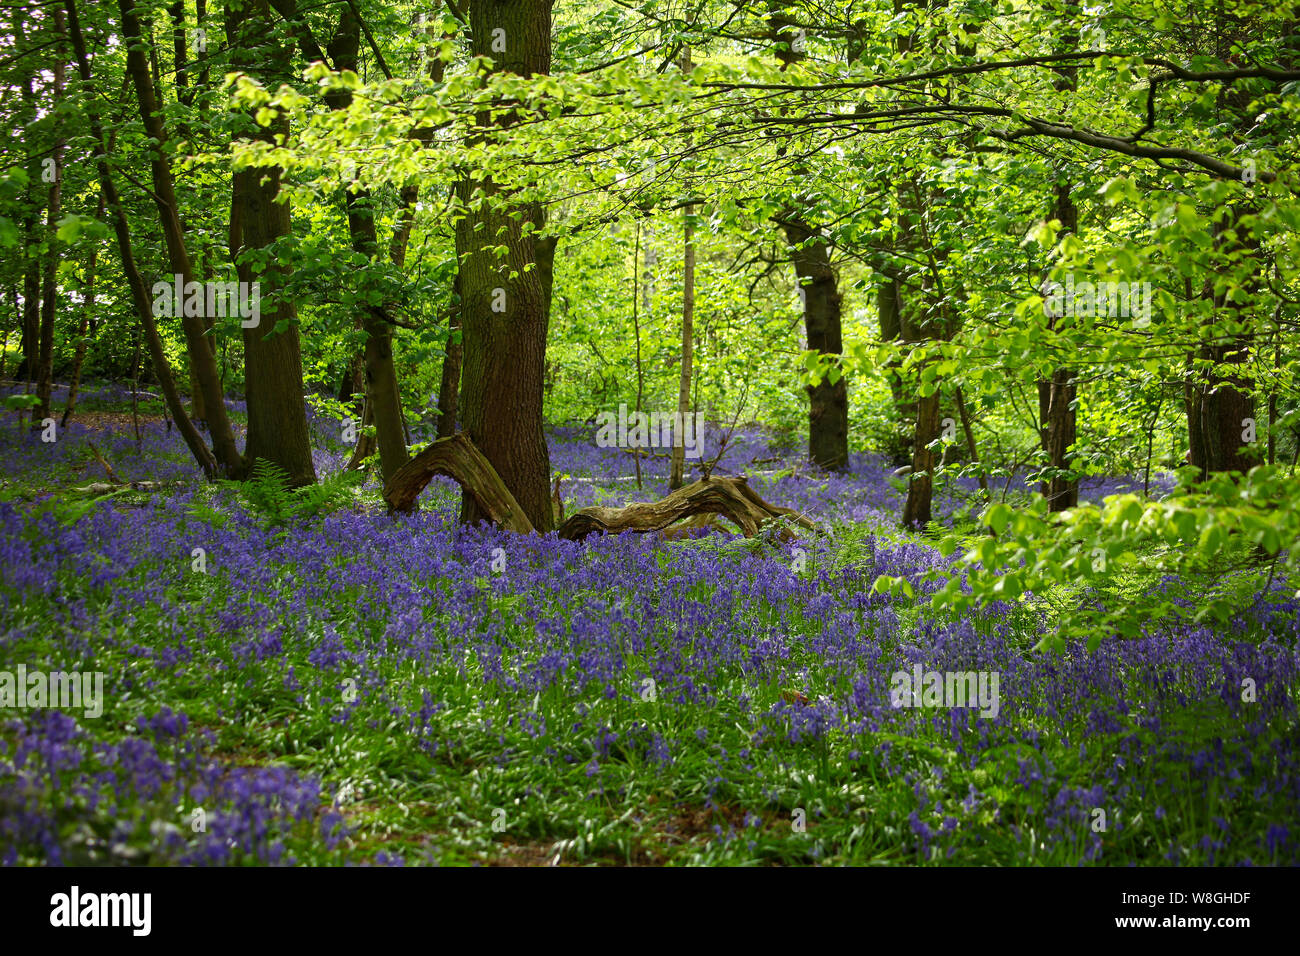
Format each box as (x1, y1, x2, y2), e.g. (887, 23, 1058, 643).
(0, 384, 1296, 866)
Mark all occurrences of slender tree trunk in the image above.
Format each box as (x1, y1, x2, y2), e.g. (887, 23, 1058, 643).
(1, 287, 14, 382)
(954, 386, 990, 498)
(119, 0, 242, 473)
(670, 204, 696, 489)
(14, 7, 40, 394)
(65, 0, 216, 476)
(19, 262, 39, 390)
(325, 7, 408, 485)
(62, 194, 105, 428)
(436, 276, 462, 440)
(631, 223, 645, 489)
(877, 273, 912, 463)
(338, 353, 365, 411)
(34, 8, 66, 425)
(1038, 363, 1078, 509)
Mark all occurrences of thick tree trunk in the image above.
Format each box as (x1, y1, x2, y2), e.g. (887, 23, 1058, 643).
(228, 0, 316, 486)
(1038, 365, 1078, 509)
(768, 18, 850, 472)
(453, 0, 556, 531)
(1185, 58, 1261, 479)
(1187, 308, 1256, 477)
(902, 389, 940, 529)
(781, 218, 849, 470)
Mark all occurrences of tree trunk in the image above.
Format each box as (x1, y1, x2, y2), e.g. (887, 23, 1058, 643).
(781, 219, 849, 470)
(877, 273, 913, 464)
(769, 10, 849, 472)
(326, 6, 409, 486)
(119, 0, 242, 473)
(14, 6, 40, 393)
(902, 389, 940, 529)
(560, 475, 817, 541)
(18, 262, 39, 389)
(1039, 41, 1081, 511)
(338, 351, 365, 411)
(1038, 364, 1078, 509)
(1185, 47, 1263, 479)
(671, 195, 696, 489)
(436, 281, 462, 439)
(64, 0, 217, 476)
(452, 0, 556, 531)
(62, 194, 105, 429)
(227, 0, 316, 486)
(34, 8, 66, 425)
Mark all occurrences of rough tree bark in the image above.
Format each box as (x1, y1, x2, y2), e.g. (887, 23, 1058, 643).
(453, 0, 556, 531)
(559, 475, 816, 541)
(227, 0, 316, 486)
(384, 437, 815, 543)
(1038, 33, 1080, 511)
(384, 434, 532, 531)
(1187, 212, 1258, 477)
(781, 217, 849, 470)
(770, 8, 850, 472)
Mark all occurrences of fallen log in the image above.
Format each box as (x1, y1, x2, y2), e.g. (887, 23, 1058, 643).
(72, 480, 176, 494)
(382, 434, 533, 532)
(383, 436, 814, 541)
(557, 475, 816, 541)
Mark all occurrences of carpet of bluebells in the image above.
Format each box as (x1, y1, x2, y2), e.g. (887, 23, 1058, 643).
(1, 383, 1297, 866)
